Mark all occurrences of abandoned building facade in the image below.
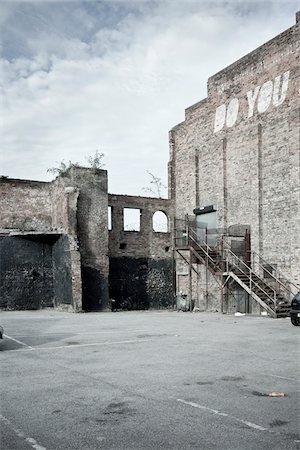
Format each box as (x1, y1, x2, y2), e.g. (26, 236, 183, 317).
(0, 168, 173, 311)
(170, 11, 299, 316)
(0, 12, 299, 315)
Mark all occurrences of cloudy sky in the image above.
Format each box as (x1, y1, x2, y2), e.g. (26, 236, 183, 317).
(1, 0, 298, 196)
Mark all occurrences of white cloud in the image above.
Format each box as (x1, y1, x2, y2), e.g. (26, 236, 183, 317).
(1, 1, 298, 195)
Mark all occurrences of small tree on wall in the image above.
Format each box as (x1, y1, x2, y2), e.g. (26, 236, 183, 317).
(47, 151, 105, 176)
(47, 160, 76, 176)
(85, 150, 105, 169)
(142, 170, 167, 198)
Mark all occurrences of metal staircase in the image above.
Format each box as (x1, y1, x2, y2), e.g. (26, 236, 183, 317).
(175, 220, 297, 317)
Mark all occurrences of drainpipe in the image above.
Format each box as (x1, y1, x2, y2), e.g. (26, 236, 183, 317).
(189, 250, 192, 312)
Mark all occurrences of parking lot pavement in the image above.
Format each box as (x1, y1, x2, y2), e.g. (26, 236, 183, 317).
(0, 310, 299, 450)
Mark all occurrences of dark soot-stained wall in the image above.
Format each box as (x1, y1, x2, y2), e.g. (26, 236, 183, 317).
(52, 235, 73, 307)
(0, 235, 73, 310)
(0, 236, 54, 309)
(109, 257, 173, 310)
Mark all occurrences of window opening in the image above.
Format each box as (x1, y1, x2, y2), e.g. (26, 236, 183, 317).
(108, 206, 112, 230)
(153, 211, 168, 233)
(123, 208, 141, 231)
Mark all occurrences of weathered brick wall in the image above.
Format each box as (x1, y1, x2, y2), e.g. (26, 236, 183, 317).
(171, 12, 300, 307)
(55, 167, 109, 311)
(108, 194, 173, 258)
(108, 194, 174, 308)
(0, 178, 52, 231)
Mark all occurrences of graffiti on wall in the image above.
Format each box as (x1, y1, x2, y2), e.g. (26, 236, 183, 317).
(214, 71, 290, 133)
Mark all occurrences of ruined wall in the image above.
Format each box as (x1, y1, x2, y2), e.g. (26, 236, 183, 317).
(55, 167, 109, 311)
(170, 12, 300, 308)
(0, 235, 55, 309)
(108, 194, 173, 309)
(0, 178, 52, 231)
(52, 235, 73, 309)
(0, 173, 84, 311)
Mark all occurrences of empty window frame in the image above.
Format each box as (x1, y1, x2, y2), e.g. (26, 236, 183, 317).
(153, 211, 168, 233)
(108, 206, 112, 230)
(123, 208, 141, 231)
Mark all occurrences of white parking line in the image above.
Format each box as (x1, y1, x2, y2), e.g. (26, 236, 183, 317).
(32, 338, 150, 351)
(267, 374, 299, 382)
(10, 329, 149, 338)
(0, 414, 46, 450)
(177, 399, 271, 432)
(8, 338, 150, 352)
(3, 334, 33, 349)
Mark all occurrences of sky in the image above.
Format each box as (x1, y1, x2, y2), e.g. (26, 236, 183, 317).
(0, 0, 298, 196)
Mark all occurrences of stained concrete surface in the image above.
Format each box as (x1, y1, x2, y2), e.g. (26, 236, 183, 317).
(0, 310, 299, 450)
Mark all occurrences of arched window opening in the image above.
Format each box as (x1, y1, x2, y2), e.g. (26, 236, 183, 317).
(153, 211, 168, 233)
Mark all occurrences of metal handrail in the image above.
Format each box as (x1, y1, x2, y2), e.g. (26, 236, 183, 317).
(252, 251, 298, 298)
(224, 248, 277, 308)
(219, 235, 287, 300)
(175, 221, 292, 311)
(188, 227, 214, 252)
(188, 234, 220, 271)
(190, 227, 276, 306)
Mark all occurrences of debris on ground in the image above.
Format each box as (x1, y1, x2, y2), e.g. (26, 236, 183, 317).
(268, 392, 285, 397)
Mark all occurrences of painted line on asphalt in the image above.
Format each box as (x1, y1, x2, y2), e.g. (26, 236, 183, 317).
(0, 414, 46, 450)
(10, 329, 150, 338)
(266, 374, 299, 382)
(3, 334, 33, 349)
(177, 399, 271, 432)
(8, 338, 151, 352)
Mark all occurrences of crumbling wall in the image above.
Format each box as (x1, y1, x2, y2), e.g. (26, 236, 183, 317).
(108, 194, 173, 309)
(0, 178, 52, 231)
(54, 167, 109, 311)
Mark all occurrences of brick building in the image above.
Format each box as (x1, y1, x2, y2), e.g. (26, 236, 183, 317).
(170, 11, 299, 315)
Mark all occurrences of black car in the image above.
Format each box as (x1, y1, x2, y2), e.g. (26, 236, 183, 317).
(290, 292, 300, 326)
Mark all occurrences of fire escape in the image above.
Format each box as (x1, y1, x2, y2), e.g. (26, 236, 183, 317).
(174, 217, 296, 317)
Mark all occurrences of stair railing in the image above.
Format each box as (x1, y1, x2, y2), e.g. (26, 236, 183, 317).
(224, 248, 277, 311)
(177, 222, 291, 313)
(251, 251, 298, 302)
(188, 226, 221, 272)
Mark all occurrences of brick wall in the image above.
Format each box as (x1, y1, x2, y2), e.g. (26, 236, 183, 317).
(108, 194, 174, 309)
(0, 178, 52, 231)
(54, 166, 109, 311)
(170, 12, 300, 307)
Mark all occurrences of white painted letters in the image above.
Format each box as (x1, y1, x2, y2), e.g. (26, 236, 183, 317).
(257, 80, 273, 113)
(214, 104, 226, 133)
(247, 86, 260, 118)
(226, 98, 239, 128)
(272, 71, 290, 106)
(214, 70, 290, 133)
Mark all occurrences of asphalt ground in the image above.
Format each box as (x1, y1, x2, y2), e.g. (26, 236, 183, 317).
(0, 310, 299, 450)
